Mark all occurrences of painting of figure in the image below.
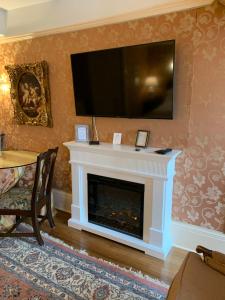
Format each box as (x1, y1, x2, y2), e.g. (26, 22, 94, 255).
(5, 61, 52, 127)
(18, 72, 42, 118)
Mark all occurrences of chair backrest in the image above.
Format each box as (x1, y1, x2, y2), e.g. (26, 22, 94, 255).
(31, 147, 58, 211)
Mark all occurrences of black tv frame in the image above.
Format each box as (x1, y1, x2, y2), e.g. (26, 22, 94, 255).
(71, 39, 175, 120)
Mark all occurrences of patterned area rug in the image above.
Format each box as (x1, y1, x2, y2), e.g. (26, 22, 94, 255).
(0, 234, 168, 299)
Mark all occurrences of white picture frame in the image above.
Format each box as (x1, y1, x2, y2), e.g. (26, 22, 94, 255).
(135, 130, 150, 148)
(75, 124, 90, 142)
(113, 133, 122, 145)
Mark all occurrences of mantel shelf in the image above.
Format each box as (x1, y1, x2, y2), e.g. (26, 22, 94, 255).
(63, 141, 181, 160)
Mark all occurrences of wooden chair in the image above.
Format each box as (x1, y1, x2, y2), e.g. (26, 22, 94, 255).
(0, 147, 58, 245)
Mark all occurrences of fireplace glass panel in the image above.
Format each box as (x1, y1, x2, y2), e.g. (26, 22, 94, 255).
(88, 174, 144, 239)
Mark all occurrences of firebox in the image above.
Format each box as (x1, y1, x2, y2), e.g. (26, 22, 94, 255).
(87, 173, 144, 239)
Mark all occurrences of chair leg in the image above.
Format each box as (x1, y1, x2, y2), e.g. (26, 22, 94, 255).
(7, 216, 24, 234)
(31, 216, 44, 246)
(46, 196, 55, 228)
(47, 207, 55, 228)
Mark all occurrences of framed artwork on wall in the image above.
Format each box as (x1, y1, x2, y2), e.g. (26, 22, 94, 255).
(135, 130, 150, 148)
(5, 61, 53, 127)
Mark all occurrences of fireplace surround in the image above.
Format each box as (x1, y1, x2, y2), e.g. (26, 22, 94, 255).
(64, 141, 181, 260)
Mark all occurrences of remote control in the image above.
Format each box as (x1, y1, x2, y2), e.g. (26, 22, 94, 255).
(154, 148, 172, 155)
(89, 141, 100, 145)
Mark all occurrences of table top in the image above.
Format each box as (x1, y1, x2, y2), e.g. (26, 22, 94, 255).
(0, 150, 39, 169)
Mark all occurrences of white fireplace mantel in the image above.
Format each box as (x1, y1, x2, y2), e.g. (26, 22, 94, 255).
(64, 141, 181, 260)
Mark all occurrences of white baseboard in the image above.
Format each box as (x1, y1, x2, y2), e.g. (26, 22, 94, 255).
(53, 189, 225, 254)
(171, 220, 225, 253)
(52, 188, 72, 213)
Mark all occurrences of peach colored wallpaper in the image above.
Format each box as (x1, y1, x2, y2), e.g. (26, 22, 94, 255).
(173, 3, 225, 231)
(0, 1, 224, 232)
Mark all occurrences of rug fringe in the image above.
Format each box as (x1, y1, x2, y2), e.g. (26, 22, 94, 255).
(18, 223, 168, 288)
(41, 231, 169, 288)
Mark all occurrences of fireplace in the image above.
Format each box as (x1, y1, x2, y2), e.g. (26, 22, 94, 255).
(64, 141, 181, 259)
(88, 174, 144, 239)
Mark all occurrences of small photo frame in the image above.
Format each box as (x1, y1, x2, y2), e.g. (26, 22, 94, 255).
(135, 130, 150, 148)
(75, 124, 90, 142)
(113, 133, 122, 145)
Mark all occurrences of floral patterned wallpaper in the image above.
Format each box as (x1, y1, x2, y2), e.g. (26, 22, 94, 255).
(0, 1, 224, 231)
(173, 3, 225, 231)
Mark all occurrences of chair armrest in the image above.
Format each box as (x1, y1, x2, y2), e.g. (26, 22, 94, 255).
(196, 245, 225, 276)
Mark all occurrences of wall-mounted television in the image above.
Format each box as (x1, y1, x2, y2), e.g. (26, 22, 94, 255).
(71, 39, 175, 119)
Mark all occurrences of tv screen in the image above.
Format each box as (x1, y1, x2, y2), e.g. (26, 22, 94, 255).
(71, 40, 175, 119)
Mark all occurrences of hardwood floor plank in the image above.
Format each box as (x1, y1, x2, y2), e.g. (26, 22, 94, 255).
(41, 210, 187, 284)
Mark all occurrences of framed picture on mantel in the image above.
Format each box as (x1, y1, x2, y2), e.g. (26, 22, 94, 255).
(75, 124, 90, 142)
(135, 130, 150, 148)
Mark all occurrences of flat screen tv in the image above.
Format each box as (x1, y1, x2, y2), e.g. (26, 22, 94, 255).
(71, 39, 175, 119)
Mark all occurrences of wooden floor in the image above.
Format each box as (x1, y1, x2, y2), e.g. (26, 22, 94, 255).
(42, 211, 187, 285)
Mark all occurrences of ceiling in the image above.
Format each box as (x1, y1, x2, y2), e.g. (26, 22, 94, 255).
(0, 0, 214, 44)
(0, 0, 52, 10)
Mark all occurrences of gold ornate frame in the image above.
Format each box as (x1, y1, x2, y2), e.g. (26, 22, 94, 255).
(5, 61, 53, 127)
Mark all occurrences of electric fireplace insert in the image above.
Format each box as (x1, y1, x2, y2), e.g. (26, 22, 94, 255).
(88, 173, 144, 239)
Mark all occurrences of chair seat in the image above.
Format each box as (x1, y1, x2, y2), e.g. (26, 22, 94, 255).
(0, 187, 33, 211)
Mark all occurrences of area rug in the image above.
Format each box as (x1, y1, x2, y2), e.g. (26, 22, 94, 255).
(0, 234, 169, 300)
